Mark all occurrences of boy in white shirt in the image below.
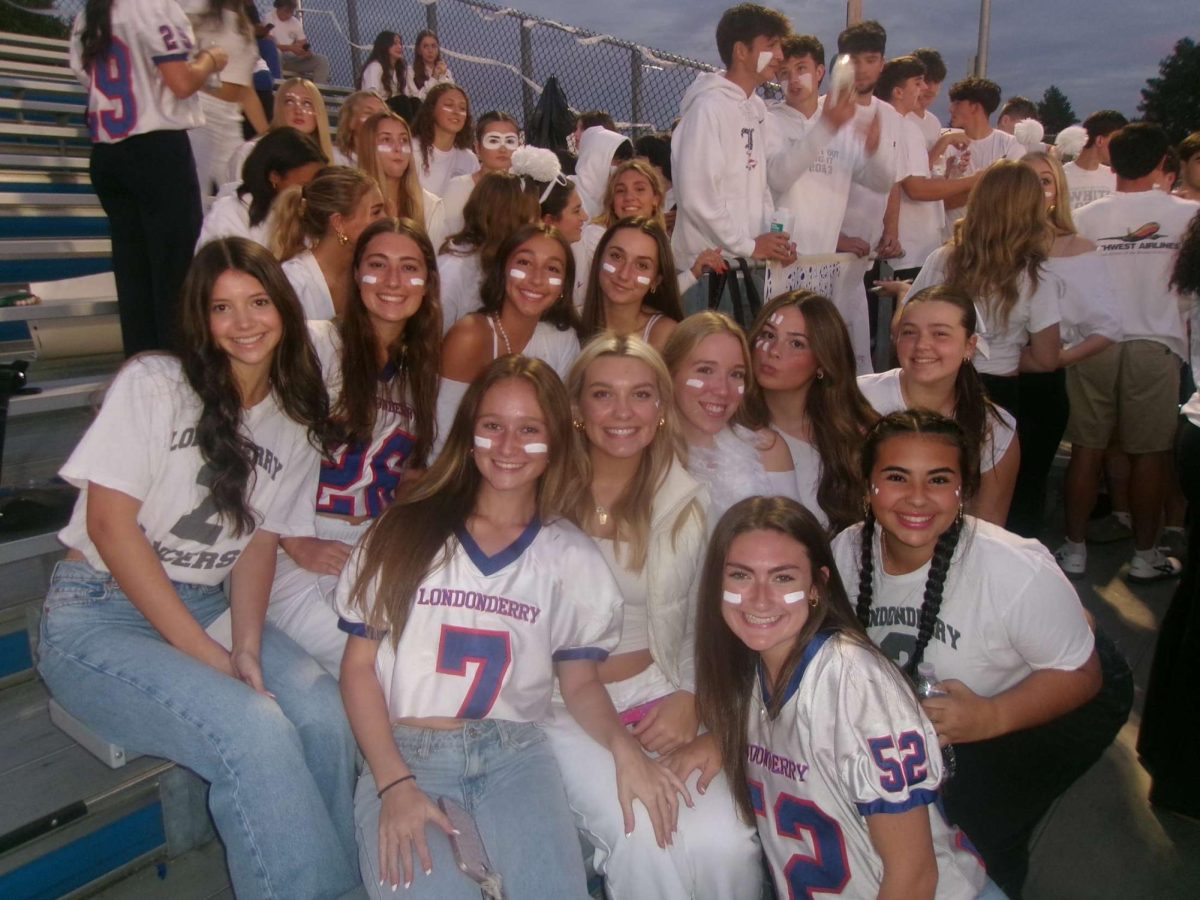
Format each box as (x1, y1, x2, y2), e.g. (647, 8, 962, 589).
(265, 0, 330, 84)
(1062, 109, 1127, 210)
(942, 77, 1025, 227)
(908, 47, 947, 151)
(764, 34, 884, 255)
(1059, 123, 1200, 583)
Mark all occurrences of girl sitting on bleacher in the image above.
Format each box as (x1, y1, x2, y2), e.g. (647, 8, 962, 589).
(36, 237, 360, 899)
(357, 111, 447, 249)
(224, 76, 334, 185)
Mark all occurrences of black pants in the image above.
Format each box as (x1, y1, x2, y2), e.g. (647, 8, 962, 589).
(1008, 369, 1069, 537)
(90, 130, 202, 356)
(942, 631, 1132, 898)
(1137, 417, 1200, 816)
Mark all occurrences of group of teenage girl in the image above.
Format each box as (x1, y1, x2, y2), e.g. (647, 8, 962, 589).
(58, 3, 1140, 899)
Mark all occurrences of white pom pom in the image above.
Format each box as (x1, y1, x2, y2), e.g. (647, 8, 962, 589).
(1054, 125, 1088, 160)
(510, 146, 562, 183)
(1014, 118, 1045, 147)
(829, 54, 855, 105)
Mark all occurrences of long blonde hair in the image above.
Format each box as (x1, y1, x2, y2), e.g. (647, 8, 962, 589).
(273, 78, 334, 162)
(567, 333, 696, 571)
(1022, 151, 1078, 237)
(357, 111, 426, 225)
(593, 159, 666, 229)
(661, 310, 757, 399)
(335, 90, 384, 159)
(348, 356, 580, 645)
(269, 165, 378, 261)
(945, 160, 1051, 329)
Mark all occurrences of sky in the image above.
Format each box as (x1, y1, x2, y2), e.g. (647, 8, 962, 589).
(504, 0, 1193, 124)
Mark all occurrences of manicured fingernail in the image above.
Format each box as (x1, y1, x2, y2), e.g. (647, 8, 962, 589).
(423, 868, 431, 876)
(625, 831, 632, 838)
(451, 829, 462, 835)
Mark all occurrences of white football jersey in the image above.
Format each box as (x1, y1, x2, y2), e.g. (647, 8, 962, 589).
(308, 321, 419, 520)
(69, 0, 204, 143)
(336, 518, 623, 722)
(747, 631, 987, 900)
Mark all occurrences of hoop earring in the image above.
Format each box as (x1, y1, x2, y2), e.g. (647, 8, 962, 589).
(809, 593, 819, 608)
(816, 369, 825, 381)
(336, 229, 350, 246)
(657, 416, 665, 427)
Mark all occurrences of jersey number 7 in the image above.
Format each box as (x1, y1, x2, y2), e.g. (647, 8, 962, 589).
(435, 626, 512, 719)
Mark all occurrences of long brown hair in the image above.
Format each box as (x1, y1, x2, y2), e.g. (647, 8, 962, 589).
(739, 291, 877, 532)
(580, 218, 684, 341)
(695, 496, 878, 823)
(567, 333, 696, 570)
(478, 224, 582, 336)
(175, 238, 329, 536)
(348, 356, 581, 643)
(332, 219, 441, 466)
(411, 83, 474, 175)
(945, 160, 1051, 329)
(334, 91, 385, 159)
(441, 171, 542, 272)
(358, 112, 426, 223)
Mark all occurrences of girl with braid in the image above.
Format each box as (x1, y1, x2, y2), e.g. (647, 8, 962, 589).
(830, 410, 1131, 899)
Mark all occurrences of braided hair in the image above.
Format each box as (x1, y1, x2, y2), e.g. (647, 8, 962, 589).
(855, 410, 979, 678)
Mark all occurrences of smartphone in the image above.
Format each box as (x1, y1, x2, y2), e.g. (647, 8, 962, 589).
(438, 797, 503, 897)
(619, 697, 664, 728)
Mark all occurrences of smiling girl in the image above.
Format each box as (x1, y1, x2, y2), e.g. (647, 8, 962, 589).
(411, 83, 479, 197)
(360, 31, 406, 100)
(580, 217, 684, 353)
(681, 496, 992, 900)
(662, 311, 798, 523)
(338, 355, 689, 898)
(37, 238, 358, 898)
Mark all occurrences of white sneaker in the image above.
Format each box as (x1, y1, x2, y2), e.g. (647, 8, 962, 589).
(1055, 542, 1087, 580)
(1128, 550, 1183, 584)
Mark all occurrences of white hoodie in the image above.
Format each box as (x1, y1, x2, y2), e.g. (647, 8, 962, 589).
(572, 126, 632, 219)
(671, 72, 773, 266)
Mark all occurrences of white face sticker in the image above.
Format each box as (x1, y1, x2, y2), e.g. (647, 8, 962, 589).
(361, 274, 378, 284)
(782, 590, 806, 605)
(736, 384, 745, 394)
(408, 277, 425, 287)
(793, 72, 813, 92)
(523, 442, 548, 454)
(769, 312, 784, 325)
(722, 590, 743, 606)
(756, 50, 775, 73)
(546, 276, 563, 286)
(473, 435, 492, 449)
(635, 275, 652, 286)
(508, 268, 527, 280)
(377, 143, 411, 156)
(601, 261, 617, 274)
(685, 378, 705, 389)
(871, 485, 880, 495)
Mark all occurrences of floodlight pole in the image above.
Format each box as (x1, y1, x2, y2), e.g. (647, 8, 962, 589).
(976, 0, 992, 76)
(847, 1, 863, 26)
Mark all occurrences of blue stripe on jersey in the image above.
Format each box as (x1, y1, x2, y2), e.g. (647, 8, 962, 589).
(855, 787, 938, 817)
(151, 52, 190, 64)
(455, 518, 542, 576)
(758, 628, 835, 707)
(552, 646, 610, 662)
(337, 616, 388, 639)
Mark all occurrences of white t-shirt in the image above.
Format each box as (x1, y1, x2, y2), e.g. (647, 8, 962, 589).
(404, 66, 455, 101)
(1044, 251, 1123, 349)
(942, 129, 1025, 233)
(907, 109, 943, 151)
(196, 192, 271, 250)
(439, 172, 477, 238)
(908, 244, 1062, 375)
(1073, 190, 1200, 358)
(1062, 162, 1116, 212)
(894, 114, 946, 270)
(777, 431, 827, 528)
(749, 632, 988, 900)
(59, 355, 319, 586)
(282, 250, 335, 320)
(360, 60, 401, 99)
(180, 1, 257, 86)
(841, 97, 906, 249)
(334, 518, 622, 722)
(831, 519, 1096, 697)
(264, 9, 305, 48)
(69, 0, 204, 142)
(410, 139, 480, 198)
(436, 244, 485, 334)
(857, 368, 1016, 473)
(308, 321, 419, 519)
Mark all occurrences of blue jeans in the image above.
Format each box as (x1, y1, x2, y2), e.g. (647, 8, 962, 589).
(355, 720, 589, 899)
(37, 560, 360, 900)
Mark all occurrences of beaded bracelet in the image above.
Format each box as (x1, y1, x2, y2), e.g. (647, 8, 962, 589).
(377, 774, 416, 798)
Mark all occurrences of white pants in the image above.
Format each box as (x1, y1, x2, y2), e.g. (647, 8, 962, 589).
(544, 664, 764, 900)
(207, 517, 368, 676)
(189, 93, 245, 202)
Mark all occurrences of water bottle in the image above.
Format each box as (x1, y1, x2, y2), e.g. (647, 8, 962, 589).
(770, 207, 793, 235)
(914, 662, 957, 777)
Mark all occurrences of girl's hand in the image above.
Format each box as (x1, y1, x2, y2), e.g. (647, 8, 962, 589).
(612, 737, 693, 848)
(230, 647, 275, 698)
(434, 60, 448, 78)
(691, 248, 727, 279)
(921, 679, 998, 744)
(378, 780, 456, 890)
(280, 536, 353, 576)
(631, 691, 699, 754)
(661, 733, 722, 795)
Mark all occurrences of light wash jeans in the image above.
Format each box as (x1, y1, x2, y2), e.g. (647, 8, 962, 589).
(355, 719, 589, 899)
(37, 560, 360, 900)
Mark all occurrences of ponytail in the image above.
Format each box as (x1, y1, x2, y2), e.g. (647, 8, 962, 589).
(266, 165, 377, 262)
(269, 185, 308, 261)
